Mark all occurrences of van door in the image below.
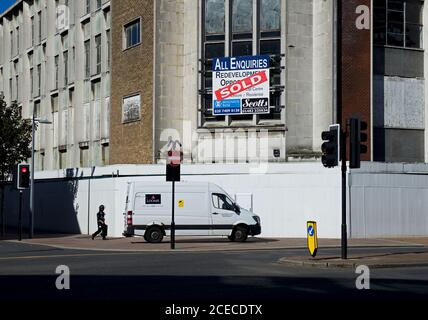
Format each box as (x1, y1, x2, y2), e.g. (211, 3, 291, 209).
(210, 193, 239, 236)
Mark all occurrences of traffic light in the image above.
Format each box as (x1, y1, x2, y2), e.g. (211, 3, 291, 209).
(321, 124, 340, 168)
(166, 150, 181, 182)
(17, 164, 30, 189)
(350, 118, 368, 169)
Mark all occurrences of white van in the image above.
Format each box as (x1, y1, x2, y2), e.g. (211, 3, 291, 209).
(123, 181, 261, 243)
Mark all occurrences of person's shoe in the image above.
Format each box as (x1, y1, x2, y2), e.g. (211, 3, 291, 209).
(91, 235, 95, 240)
(102, 237, 106, 240)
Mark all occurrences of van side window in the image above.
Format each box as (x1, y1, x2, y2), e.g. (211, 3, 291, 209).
(212, 193, 235, 211)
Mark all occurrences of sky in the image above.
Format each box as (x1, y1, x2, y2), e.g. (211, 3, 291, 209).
(0, 0, 16, 14)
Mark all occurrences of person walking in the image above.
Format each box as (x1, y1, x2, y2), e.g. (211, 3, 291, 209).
(92, 205, 108, 240)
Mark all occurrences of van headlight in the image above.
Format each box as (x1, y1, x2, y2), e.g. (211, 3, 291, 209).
(252, 216, 260, 224)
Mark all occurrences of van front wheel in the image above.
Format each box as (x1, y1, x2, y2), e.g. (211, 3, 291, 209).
(232, 226, 248, 242)
(145, 226, 164, 243)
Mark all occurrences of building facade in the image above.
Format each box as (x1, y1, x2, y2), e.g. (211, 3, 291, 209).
(0, 0, 111, 171)
(1, 0, 427, 171)
(373, 0, 426, 162)
(112, 0, 335, 164)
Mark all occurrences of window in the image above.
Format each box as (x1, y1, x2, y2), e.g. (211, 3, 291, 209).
(16, 27, 19, 53)
(9, 78, 12, 100)
(30, 69, 34, 96)
(102, 144, 109, 165)
(34, 101, 41, 118)
(84, 40, 90, 77)
(69, 88, 74, 107)
(92, 80, 101, 101)
(106, 30, 111, 67)
(51, 95, 58, 113)
(14, 61, 19, 101)
(31, 16, 35, 46)
(231, 0, 253, 56)
(83, 22, 90, 39)
(40, 151, 45, 171)
(10, 31, 13, 57)
(15, 75, 19, 101)
(95, 35, 101, 74)
(96, 0, 102, 10)
(374, 0, 423, 49)
(38, 11, 42, 43)
(200, 0, 283, 125)
(80, 147, 89, 167)
(122, 94, 141, 123)
(54, 55, 59, 89)
(64, 51, 68, 85)
(59, 150, 67, 169)
(212, 193, 235, 211)
(104, 9, 111, 29)
(36, 64, 41, 96)
(85, 0, 91, 15)
(124, 19, 141, 49)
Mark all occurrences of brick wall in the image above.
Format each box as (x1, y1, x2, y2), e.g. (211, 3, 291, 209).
(110, 0, 154, 164)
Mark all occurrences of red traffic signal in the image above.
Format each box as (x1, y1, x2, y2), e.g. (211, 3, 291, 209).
(17, 164, 30, 189)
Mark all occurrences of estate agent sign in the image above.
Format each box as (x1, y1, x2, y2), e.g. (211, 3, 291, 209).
(212, 55, 270, 116)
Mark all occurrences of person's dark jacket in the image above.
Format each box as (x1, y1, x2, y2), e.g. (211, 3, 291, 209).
(97, 211, 105, 225)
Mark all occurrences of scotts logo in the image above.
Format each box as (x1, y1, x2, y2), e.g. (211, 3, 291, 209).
(242, 98, 269, 114)
(242, 98, 268, 108)
(215, 71, 268, 101)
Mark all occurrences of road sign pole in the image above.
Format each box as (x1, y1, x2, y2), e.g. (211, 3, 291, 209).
(171, 180, 175, 250)
(18, 190, 23, 241)
(341, 129, 347, 259)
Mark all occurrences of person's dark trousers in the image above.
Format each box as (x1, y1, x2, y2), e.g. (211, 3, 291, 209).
(101, 224, 108, 238)
(92, 224, 106, 239)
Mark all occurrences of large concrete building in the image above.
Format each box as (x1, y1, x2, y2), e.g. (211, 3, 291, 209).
(0, 0, 112, 170)
(1, 0, 427, 171)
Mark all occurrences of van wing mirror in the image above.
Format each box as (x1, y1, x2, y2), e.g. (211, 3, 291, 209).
(234, 204, 241, 214)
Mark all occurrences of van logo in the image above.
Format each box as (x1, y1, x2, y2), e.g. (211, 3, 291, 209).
(146, 194, 161, 204)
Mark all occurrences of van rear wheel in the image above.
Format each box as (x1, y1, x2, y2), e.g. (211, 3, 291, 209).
(232, 226, 248, 242)
(145, 226, 164, 243)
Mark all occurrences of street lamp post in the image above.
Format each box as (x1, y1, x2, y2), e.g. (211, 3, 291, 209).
(29, 113, 52, 239)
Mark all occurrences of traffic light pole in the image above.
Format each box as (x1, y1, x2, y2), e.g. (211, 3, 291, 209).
(171, 180, 175, 250)
(341, 129, 347, 259)
(18, 190, 23, 241)
(29, 113, 35, 239)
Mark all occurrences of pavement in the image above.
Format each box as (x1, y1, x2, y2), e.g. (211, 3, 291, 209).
(3, 234, 428, 269)
(9, 234, 428, 252)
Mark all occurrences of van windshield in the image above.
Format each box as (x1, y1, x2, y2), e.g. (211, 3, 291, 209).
(212, 193, 235, 211)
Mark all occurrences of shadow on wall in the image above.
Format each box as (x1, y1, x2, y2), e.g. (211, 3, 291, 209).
(373, 46, 385, 162)
(3, 170, 83, 236)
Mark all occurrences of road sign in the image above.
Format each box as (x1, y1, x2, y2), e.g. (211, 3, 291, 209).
(212, 55, 270, 115)
(307, 221, 318, 258)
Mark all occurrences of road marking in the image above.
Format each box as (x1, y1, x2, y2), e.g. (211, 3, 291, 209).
(0, 252, 142, 261)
